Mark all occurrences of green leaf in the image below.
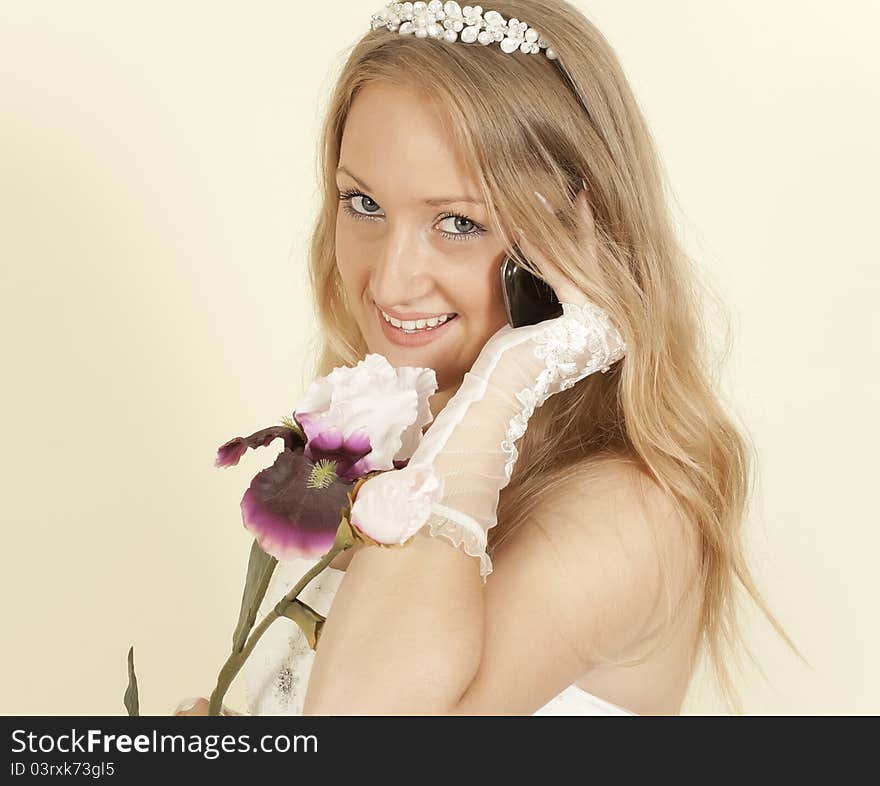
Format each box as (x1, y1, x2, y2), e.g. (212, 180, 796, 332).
(279, 599, 326, 650)
(232, 539, 278, 654)
(123, 646, 139, 717)
(278, 415, 306, 442)
(334, 514, 357, 550)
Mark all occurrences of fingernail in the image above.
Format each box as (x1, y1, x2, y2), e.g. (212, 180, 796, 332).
(581, 177, 588, 191)
(533, 190, 554, 216)
(174, 696, 200, 714)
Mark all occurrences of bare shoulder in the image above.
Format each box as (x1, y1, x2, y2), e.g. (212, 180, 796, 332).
(536, 456, 699, 570)
(451, 456, 703, 713)
(517, 456, 701, 662)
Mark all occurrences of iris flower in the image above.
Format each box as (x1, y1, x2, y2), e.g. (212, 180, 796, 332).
(125, 354, 438, 717)
(216, 354, 438, 561)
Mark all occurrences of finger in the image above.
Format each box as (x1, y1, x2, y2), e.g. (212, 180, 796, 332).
(515, 220, 587, 308)
(173, 696, 201, 714)
(513, 231, 584, 306)
(574, 183, 598, 263)
(174, 696, 209, 716)
(517, 183, 599, 306)
(514, 231, 585, 306)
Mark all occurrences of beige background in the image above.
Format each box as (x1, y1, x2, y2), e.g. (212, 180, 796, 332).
(1, 1, 877, 716)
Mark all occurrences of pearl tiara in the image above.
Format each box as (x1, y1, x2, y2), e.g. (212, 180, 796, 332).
(370, 1, 559, 60)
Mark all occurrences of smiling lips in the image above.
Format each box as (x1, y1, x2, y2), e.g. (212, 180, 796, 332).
(378, 307, 457, 332)
(376, 305, 459, 346)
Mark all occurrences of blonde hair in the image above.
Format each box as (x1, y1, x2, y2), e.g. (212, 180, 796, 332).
(302, 0, 806, 713)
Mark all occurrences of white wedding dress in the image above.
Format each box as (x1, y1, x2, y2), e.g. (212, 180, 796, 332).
(242, 556, 637, 717)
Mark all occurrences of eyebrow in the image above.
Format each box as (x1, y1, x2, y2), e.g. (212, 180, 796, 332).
(336, 165, 484, 206)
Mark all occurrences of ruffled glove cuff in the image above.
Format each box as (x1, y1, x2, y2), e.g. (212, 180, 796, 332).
(423, 502, 493, 581)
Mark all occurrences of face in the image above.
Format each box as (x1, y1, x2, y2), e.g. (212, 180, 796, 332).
(335, 82, 509, 414)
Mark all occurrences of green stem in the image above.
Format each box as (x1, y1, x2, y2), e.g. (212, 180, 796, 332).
(208, 526, 355, 716)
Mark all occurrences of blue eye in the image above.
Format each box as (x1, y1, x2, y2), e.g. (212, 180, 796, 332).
(437, 215, 480, 238)
(337, 189, 487, 242)
(343, 192, 383, 217)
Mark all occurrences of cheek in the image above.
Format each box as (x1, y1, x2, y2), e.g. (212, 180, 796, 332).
(335, 221, 367, 297)
(450, 258, 509, 371)
(335, 213, 351, 273)
(462, 255, 508, 334)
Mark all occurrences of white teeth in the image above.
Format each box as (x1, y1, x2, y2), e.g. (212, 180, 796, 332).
(380, 308, 456, 332)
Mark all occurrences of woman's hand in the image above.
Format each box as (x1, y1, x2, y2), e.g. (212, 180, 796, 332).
(519, 185, 599, 307)
(173, 696, 244, 716)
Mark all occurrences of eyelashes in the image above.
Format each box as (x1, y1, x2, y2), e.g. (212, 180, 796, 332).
(336, 188, 487, 243)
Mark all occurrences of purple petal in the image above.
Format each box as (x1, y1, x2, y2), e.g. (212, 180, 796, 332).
(216, 438, 248, 468)
(215, 425, 304, 468)
(342, 426, 372, 456)
(306, 426, 344, 454)
(241, 449, 354, 561)
(304, 426, 374, 482)
(346, 431, 407, 479)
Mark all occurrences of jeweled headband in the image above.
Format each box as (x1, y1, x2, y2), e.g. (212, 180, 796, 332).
(370, 1, 559, 60)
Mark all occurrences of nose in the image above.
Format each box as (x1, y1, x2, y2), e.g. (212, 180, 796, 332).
(369, 224, 436, 310)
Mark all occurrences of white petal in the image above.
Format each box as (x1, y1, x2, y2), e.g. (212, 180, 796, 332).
(350, 465, 443, 545)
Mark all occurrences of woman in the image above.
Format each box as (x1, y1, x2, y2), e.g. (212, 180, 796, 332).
(177, 0, 802, 717)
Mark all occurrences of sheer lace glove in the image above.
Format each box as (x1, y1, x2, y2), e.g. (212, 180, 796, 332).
(350, 190, 626, 582)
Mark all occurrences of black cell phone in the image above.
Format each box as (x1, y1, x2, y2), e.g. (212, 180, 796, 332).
(500, 252, 563, 328)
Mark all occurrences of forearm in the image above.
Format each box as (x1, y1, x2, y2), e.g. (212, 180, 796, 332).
(301, 527, 485, 715)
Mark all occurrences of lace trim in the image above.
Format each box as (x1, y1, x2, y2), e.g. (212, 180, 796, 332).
(422, 502, 493, 584)
(499, 301, 627, 483)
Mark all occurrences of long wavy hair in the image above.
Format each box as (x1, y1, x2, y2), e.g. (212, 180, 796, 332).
(301, 0, 806, 713)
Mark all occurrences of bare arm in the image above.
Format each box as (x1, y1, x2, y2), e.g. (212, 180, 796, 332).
(302, 527, 484, 714)
(305, 460, 698, 715)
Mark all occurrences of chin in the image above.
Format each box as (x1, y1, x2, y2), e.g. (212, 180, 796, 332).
(370, 342, 437, 368)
